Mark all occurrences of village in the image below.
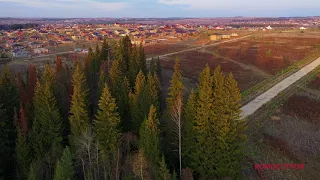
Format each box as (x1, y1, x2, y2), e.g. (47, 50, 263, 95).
(0, 20, 314, 61)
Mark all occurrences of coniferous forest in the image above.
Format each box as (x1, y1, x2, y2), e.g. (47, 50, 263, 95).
(0, 36, 247, 180)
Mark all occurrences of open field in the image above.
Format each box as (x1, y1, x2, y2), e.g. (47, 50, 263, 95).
(244, 71, 320, 179)
(160, 50, 266, 92)
(206, 33, 320, 75)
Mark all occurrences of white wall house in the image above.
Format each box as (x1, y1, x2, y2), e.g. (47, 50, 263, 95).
(12, 49, 28, 58)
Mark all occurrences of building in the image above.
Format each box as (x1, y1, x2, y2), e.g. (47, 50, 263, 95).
(231, 33, 239, 37)
(12, 49, 28, 58)
(34, 48, 49, 54)
(131, 40, 145, 45)
(210, 34, 222, 41)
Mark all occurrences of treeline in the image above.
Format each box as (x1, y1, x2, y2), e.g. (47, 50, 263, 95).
(0, 36, 246, 180)
(0, 23, 39, 30)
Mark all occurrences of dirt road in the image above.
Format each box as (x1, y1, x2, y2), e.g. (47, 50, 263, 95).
(240, 56, 320, 119)
(146, 35, 252, 61)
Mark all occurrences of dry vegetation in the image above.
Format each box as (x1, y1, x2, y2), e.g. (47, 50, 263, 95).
(160, 50, 265, 92)
(207, 35, 320, 74)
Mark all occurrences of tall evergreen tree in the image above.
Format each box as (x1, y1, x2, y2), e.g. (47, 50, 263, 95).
(146, 72, 161, 116)
(166, 58, 184, 109)
(53, 146, 74, 180)
(165, 58, 184, 175)
(192, 65, 216, 178)
(109, 60, 130, 130)
(138, 43, 147, 75)
(16, 123, 30, 180)
(94, 84, 120, 179)
(213, 70, 247, 179)
(129, 70, 147, 133)
(30, 76, 64, 179)
(181, 89, 196, 168)
(69, 63, 90, 141)
(100, 38, 109, 62)
(128, 45, 139, 88)
(94, 83, 120, 156)
(139, 105, 160, 165)
(0, 66, 19, 179)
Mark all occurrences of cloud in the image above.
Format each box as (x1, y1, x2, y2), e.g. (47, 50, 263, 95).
(158, 0, 320, 11)
(0, 0, 129, 11)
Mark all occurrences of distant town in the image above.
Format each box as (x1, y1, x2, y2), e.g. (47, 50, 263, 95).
(0, 17, 319, 60)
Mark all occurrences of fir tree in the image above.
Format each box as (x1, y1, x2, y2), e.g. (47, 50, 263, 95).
(165, 58, 184, 175)
(53, 146, 74, 180)
(100, 38, 109, 62)
(16, 124, 30, 180)
(30, 78, 64, 179)
(139, 105, 160, 164)
(192, 65, 216, 178)
(109, 60, 130, 130)
(158, 155, 173, 180)
(146, 72, 160, 116)
(129, 70, 147, 133)
(69, 63, 90, 139)
(94, 83, 120, 158)
(27, 64, 37, 104)
(27, 164, 37, 180)
(138, 43, 147, 75)
(181, 89, 196, 168)
(166, 58, 184, 110)
(213, 71, 247, 179)
(0, 66, 19, 179)
(128, 45, 139, 88)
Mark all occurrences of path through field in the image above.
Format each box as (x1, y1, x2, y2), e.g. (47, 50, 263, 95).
(241, 56, 320, 119)
(201, 48, 271, 78)
(146, 35, 252, 61)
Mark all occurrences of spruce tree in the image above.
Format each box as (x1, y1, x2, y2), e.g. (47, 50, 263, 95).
(129, 70, 147, 133)
(139, 105, 160, 164)
(138, 43, 147, 75)
(30, 76, 64, 176)
(16, 106, 30, 180)
(192, 65, 216, 178)
(69, 63, 90, 141)
(53, 146, 74, 180)
(16, 124, 30, 180)
(158, 155, 173, 180)
(0, 66, 19, 179)
(100, 38, 109, 61)
(94, 83, 120, 159)
(213, 71, 247, 179)
(128, 45, 139, 88)
(147, 72, 160, 116)
(109, 60, 130, 130)
(165, 58, 184, 175)
(181, 89, 196, 168)
(166, 58, 184, 109)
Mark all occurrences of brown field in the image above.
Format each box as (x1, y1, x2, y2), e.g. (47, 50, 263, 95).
(307, 74, 320, 90)
(247, 89, 320, 179)
(206, 35, 320, 74)
(160, 50, 265, 91)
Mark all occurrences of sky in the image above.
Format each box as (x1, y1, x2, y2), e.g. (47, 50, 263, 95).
(0, 0, 319, 18)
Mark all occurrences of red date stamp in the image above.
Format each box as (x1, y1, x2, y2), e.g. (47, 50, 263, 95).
(255, 163, 305, 170)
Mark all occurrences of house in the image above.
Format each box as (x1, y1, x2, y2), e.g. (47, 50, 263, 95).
(300, 27, 307, 30)
(34, 48, 49, 54)
(12, 49, 28, 58)
(266, 26, 273, 30)
(131, 40, 145, 45)
(12, 44, 24, 50)
(221, 34, 231, 39)
(231, 33, 239, 37)
(29, 42, 42, 48)
(210, 34, 222, 41)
